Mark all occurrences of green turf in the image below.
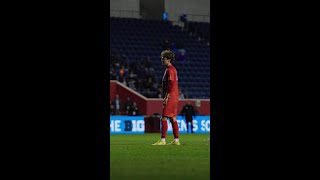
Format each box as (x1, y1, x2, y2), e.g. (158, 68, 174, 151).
(110, 133, 210, 180)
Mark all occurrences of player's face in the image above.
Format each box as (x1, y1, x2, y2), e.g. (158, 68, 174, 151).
(161, 56, 170, 65)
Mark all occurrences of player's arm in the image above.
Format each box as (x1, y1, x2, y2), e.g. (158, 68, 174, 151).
(163, 69, 174, 105)
(163, 92, 170, 106)
(166, 69, 176, 98)
(162, 84, 169, 105)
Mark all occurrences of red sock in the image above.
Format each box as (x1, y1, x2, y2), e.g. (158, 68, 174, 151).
(161, 121, 168, 138)
(172, 121, 179, 139)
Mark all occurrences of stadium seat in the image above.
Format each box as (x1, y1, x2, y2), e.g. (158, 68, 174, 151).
(110, 17, 210, 98)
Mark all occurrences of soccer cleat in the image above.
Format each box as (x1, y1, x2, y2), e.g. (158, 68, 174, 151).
(166, 141, 180, 145)
(152, 140, 166, 145)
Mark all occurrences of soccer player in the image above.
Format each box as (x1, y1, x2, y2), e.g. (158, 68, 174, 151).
(152, 50, 180, 145)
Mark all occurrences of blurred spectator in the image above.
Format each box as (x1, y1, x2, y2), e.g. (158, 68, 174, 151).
(176, 50, 187, 63)
(110, 67, 117, 80)
(124, 64, 129, 76)
(110, 52, 159, 98)
(175, 40, 187, 63)
(156, 87, 163, 99)
(119, 65, 125, 83)
(145, 77, 154, 90)
(162, 12, 168, 22)
(185, 22, 210, 44)
(124, 96, 133, 115)
(121, 54, 128, 64)
(161, 39, 170, 50)
(148, 67, 156, 77)
(110, 100, 115, 115)
(179, 89, 185, 99)
(129, 102, 139, 116)
(128, 80, 136, 90)
(179, 14, 188, 31)
(180, 14, 187, 23)
(126, 71, 137, 91)
(170, 41, 178, 55)
(112, 94, 121, 115)
(115, 62, 121, 81)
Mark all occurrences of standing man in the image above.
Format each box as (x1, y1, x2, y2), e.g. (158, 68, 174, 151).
(181, 101, 196, 133)
(112, 94, 121, 115)
(123, 96, 133, 115)
(152, 50, 180, 145)
(129, 102, 139, 116)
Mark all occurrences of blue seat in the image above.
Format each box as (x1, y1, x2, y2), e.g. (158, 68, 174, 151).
(110, 17, 210, 95)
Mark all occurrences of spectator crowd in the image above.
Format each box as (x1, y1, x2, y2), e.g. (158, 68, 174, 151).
(110, 95, 140, 116)
(110, 50, 163, 98)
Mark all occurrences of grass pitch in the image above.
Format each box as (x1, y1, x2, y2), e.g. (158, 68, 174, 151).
(110, 133, 210, 180)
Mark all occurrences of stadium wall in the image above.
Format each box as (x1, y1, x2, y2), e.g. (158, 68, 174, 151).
(164, 0, 210, 22)
(110, 0, 140, 18)
(110, 0, 210, 22)
(110, 80, 210, 116)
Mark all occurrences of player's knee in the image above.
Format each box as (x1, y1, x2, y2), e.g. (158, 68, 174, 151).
(161, 117, 168, 121)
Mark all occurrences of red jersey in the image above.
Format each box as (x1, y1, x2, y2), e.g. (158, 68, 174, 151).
(162, 65, 179, 98)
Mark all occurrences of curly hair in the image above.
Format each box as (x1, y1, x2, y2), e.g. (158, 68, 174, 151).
(161, 50, 175, 63)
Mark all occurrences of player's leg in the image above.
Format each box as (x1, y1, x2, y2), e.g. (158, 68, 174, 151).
(172, 116, 179, 141)
(152, 116, 168, 145)
(186, 120, 189, 133)
(190, 119, 194, 133)
(167, 116, 180, 145)
(161, 116, 168, 140)
(191, 122, 194, 133)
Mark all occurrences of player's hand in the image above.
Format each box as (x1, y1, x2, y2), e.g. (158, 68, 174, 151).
(163, 96, 169, 106)
(162, 99, 167, 106)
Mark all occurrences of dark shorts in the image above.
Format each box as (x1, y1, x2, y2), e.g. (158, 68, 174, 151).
(185, 117, 193, 122)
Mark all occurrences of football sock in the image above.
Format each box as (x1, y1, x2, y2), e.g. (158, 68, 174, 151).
(186, 122, 189, 133)
(191, 123, 193, 133)
(161, 120, 168, 138)
(172, 121, 179, 139)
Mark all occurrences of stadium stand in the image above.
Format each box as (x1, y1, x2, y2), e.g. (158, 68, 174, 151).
(187, 21, 210, 43)
(110, 17, 210, 99)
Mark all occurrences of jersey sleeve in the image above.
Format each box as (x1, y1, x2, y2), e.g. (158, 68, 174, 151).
(167, 68, 175, 94)
(168, 68, 175, 81)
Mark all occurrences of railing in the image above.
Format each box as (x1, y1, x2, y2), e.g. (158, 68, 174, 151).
(185, 14, 210, 22)
(110, 9, 141, 18)
(110, 80, 210, 116)
(110, 10, 210, 22)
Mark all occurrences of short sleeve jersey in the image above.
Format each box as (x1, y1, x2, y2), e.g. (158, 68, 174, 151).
(162, 65, 179, 98)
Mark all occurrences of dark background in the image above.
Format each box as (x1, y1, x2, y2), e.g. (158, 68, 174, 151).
(3, 0, 317, 179)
